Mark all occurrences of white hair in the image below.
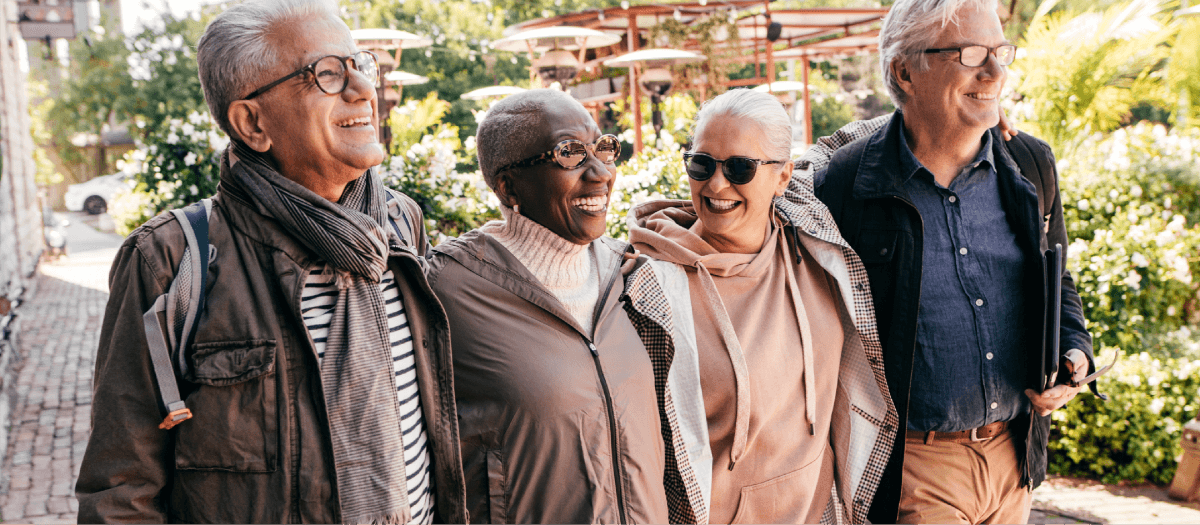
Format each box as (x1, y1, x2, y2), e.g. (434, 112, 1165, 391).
(691, 88, 792, 162)
(879, 0, 998, 110)
(475, 89, 587, 189)
(197, 0, 343, 138)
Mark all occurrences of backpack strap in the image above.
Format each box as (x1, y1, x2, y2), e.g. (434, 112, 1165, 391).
(814, 138, 871, 245)
(143, 296, 191, 430)
(144, 198, 212, 430)
(1002, 131, 1055, 220)
(384, 190, 411, 242)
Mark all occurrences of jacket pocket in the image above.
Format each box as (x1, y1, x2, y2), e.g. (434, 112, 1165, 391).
(175, 339, 278, 472)
(487, 449, 507, 524)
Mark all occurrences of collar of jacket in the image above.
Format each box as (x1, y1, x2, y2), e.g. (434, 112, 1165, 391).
(432, 230, 629, 339)
(850, 111, 1038, 209)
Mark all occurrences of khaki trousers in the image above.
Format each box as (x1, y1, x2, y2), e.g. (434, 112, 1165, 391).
(897, 429, 1032, 524)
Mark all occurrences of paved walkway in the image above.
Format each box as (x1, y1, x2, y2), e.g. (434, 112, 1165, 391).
(2, 213, 1200, 524)
(0, 213, 122, 523)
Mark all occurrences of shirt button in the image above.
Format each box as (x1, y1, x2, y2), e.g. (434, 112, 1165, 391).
(948, 196, 957, 203)
(986, 352, 994, 360)
(975, 298, 984, 307)
(990, 402, 999, 409)
(959, 247, 968, 255)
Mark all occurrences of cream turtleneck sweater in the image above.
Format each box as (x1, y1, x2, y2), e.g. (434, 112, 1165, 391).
(480, 206, 600, 333)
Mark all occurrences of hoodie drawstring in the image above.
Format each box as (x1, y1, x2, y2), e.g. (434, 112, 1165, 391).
(781, 238, 817, 436)
(694, 262, 753, 471)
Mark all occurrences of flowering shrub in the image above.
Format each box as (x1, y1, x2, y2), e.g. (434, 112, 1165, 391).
(607, 131, 691, 239)
(1060, 123, 1200, 352)
(378, 126, 499, 244)
(111, 111, 228, 235)
(1048, 122, 1200, 485)
(1049, 352, 1200, 485)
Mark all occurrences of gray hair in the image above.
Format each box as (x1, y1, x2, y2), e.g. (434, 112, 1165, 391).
(476, 89, 586, 189)
(197, 0, 343, 138)
(691, 88, 792, 162)
(879, 0, 998, 110)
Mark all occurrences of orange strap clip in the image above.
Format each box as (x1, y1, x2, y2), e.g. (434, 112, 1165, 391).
(159, 408, 194, 430)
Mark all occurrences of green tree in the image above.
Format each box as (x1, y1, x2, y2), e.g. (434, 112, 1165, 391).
(1012, 0, 1176, 154)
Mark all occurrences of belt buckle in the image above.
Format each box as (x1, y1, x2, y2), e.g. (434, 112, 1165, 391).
(969, 426, 992, 443)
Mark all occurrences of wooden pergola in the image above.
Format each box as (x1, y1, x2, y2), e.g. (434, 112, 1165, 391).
(505, 1, 887, 150)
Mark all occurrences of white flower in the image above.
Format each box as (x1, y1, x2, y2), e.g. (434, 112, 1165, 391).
(1131, 252, 1149, 267)
(1077, 199, 1090, 211)
(1149, 398, 1165, 415)
(184, 152, 197, 166)
(1130, 185, 1143, 198)
(166, 133, 179, 144)
(189, 185, 199, 195)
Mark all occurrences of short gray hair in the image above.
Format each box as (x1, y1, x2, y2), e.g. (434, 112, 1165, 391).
(879, 0, 997, 110)
(691, 88, 792, 162)
(476, 89, 585, 189)
(197, 0, 343, 138)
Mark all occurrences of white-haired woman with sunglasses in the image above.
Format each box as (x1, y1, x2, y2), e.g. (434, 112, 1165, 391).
(624, 88, 898, 524)
(426, 89, 675, 523)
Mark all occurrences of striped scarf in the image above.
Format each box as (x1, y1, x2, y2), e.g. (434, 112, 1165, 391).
(221, 142, 411, 524)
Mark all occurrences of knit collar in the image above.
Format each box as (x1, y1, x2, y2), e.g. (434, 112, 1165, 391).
(480, 205, 593, 289)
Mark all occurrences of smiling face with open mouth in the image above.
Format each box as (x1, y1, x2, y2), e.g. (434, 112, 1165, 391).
(688, 113, 791, 254)
(498, 98, 616, 245)
(901, 3, 1008, 138)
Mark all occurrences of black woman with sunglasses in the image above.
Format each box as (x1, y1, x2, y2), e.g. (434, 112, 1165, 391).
(627, 88, 897, 524)
(426, 89, 672, 523)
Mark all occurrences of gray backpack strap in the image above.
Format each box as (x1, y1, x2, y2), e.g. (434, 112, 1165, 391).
(145, 198, 212, 430)
(143, 295, 191, 429)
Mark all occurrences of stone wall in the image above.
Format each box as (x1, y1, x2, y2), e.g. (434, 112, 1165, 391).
(1, 0, 44, 298)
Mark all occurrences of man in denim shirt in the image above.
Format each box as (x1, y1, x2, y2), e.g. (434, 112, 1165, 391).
(806, 0, 1098, 523)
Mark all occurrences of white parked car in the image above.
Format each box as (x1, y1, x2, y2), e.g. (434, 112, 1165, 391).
(64, 172, 134, 215)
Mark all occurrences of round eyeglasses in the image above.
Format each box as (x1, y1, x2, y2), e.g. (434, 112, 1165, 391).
(495, 134, 622, 175)
(683, 153, 785, 185)
(244, 51, 379, 100)
(922, 44, 1017, 67)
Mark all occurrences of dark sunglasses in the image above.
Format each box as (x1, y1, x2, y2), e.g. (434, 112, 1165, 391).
(922, 44, 1017, 67)
(244, 50, 379, 100)
(683, 152, 785, 185)
(495, 134, 621, 175)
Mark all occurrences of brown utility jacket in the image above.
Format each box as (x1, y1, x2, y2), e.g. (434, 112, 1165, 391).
(427, 231, 669, 524)
(75, 188, 467, 523)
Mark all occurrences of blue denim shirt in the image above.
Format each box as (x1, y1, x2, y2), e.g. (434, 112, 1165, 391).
(897, 130, 1031, 432)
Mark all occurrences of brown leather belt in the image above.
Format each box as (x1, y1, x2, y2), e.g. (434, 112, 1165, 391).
(905, 420, 1009, 444)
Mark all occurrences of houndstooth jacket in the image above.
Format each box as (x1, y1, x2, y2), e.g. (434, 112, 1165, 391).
(621, 141, 899, 524)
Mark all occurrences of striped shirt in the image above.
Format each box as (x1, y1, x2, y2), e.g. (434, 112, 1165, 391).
(302, 267, 434, 524)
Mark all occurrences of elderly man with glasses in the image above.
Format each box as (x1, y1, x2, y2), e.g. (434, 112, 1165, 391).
(794, 0, 1101, 523)
(76, 0, 466, 522)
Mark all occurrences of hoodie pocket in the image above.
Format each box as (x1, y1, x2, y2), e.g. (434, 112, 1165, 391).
(175, 340, 278, 472)
(487, 449, 508, 524)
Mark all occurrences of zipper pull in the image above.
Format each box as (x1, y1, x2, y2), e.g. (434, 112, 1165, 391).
(588, 342, 598, 356)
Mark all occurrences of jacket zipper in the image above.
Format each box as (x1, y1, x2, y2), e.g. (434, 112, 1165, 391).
(584, 263, 629, 524)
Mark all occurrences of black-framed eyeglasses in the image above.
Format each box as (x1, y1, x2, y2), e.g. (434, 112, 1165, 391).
(495, 134, 622, 175)
(244, 50, 379, 100)
(922, 44, 1017, 67)
(683, 153, 785, 185)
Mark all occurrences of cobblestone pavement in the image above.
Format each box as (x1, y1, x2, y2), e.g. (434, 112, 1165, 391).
(3, 216, 1200, 524)
(0, 213, 122, 523)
